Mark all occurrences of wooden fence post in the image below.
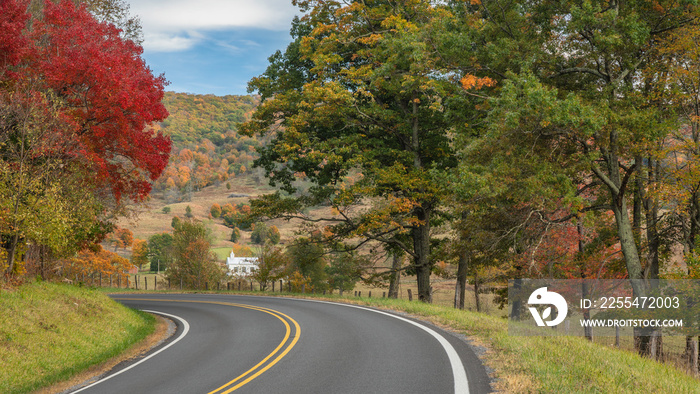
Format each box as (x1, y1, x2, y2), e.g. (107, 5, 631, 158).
(407, 289, 413, 301)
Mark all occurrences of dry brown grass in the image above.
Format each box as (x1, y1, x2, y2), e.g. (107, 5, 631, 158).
(116, 177, 273, 249)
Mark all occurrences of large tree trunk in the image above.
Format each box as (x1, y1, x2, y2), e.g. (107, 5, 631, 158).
(4, 233, 20, 276)
(641, 158, 662, 358)
(612, 201, 644, 283)
(578, 222, 592, 341)
(687, 336, 699, 376)
(454, 250, 468, 310)
(473, 269, 481, 312)
(614, 199, 653, 354)
(599, 147, 648, 354)
(388, 252, 402, 299)
(413, 206, 432, 303)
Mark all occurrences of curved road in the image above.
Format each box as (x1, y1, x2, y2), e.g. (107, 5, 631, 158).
(72, 294, 491, 393)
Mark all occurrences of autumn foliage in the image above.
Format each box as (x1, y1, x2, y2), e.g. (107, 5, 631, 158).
(63, 245, 134, 285)
(1, 0, 170, 278)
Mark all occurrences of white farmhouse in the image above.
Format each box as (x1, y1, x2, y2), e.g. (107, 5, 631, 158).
(226, 251, 259, 276)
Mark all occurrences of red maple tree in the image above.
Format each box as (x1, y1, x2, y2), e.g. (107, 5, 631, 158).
(2, 0, 171, 202)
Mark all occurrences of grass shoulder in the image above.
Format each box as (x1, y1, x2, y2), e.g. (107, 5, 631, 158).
(0, 281, 155, 394)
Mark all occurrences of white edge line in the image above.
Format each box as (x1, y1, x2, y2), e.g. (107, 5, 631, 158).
(70, 310, 190, 393)
(297, 299, 470, 394)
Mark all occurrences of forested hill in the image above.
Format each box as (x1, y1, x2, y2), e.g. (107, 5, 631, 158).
(151, 92, 262, 202)
(159, 92, 259, 144)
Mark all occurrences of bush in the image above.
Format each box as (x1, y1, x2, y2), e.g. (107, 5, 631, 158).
(210, 203, 221, 219)
(230, 227, 241, 243)
(251, 222, 281, 245)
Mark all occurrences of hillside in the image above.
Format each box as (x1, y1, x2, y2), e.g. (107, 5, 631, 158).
(0, 282, 154, 393)
(115, 92, 281, 253)
(151, 92, 264, 203)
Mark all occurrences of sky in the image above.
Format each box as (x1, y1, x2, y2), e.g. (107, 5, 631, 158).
(128, 0, 302, 96)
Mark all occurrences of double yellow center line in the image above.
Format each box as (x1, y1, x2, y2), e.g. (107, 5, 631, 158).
(122, 298, 301, 393)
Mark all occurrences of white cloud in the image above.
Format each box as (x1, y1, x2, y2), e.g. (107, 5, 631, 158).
(129, 0, 299, 52)
(142, 32, 201, 52)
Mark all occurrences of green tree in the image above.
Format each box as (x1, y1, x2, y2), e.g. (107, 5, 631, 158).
(458, 0, 700, 355)
(210, 203, 221, 219)
(252, 243, 288, 291)
(185, 205, 194, 219)
(167, 220, 223, 289)
(230, 227, 241, 243)
(285, 237, 327, 292)
(222, 210, 254, 231)
(268, 225, 281, 245)
(325, 251, 365, 295)
(147, 232, 173, 272)
(242, 0, 463, 302)
(250, 222, 268, 245)
(130, 239, 149, 269)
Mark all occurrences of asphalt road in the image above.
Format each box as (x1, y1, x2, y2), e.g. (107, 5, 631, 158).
(71, 294, 491, 394)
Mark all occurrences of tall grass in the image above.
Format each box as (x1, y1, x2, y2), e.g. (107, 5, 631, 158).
(0, 281, 154, 393)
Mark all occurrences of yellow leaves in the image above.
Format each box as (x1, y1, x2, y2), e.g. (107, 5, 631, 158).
(460, 74, 497, 90)
(357, 34, 383, 46)
(381, 14, 418, 33)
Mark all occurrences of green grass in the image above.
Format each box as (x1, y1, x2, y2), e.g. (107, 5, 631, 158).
(212, 246, 233, 260)
(0, 281, 155, 394)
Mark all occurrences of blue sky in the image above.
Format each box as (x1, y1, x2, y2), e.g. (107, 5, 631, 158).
(128, 0, 301, 96)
